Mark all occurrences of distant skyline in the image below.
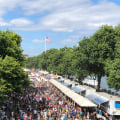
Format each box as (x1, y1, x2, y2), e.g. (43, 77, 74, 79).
(0, 0, 120, 56)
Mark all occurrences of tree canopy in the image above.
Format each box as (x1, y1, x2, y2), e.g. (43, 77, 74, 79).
(0, 30, 29, 102)
(77, 25, 118, 91)
(26, 24, 120, 91)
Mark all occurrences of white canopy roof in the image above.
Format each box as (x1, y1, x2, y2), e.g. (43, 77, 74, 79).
(36, 77, 41, 82)
(39, 70, 49, 74)
(30, 79, 34, 82)
(49, 79, 97, 107)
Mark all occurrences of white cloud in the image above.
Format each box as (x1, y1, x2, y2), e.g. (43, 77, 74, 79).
(58, 39, 77, 45)
(0, 17, 33, 27)
(0, 0, 120, 33)
(20, 0, 89, 15)
(37, 0, 120, 32)
(0, 18, 10, 26)
(32, 39, 44, 43)
(10, 18, 33, 27)
(0, 0, 23, 16)
(8, 0, 120, 32)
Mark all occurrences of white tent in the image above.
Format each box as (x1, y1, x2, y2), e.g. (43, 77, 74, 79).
(49, 79, 96, 107)
(30, 79, 34, 82)
(36, 77, 41, 82)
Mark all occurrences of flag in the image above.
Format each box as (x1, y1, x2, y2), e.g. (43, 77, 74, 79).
(45, 37, 51, 43)
(55, 73, 58, 79)
(32, 68, 35, 72)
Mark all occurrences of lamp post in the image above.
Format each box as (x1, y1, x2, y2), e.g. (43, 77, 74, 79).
(93, 75, 96, 88)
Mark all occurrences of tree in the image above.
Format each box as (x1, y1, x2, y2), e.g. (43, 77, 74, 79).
(105, 25, 120, 90)
(75, 37, 90, 82)
(77, 25, 116, 91)
(45, 48, 59, 73)
(105, 58, 120, 91)
(0, 30, 24, 64)
(0, 56, 25, 93)
(61, 47, 75, 77)
(0, 78, 12, 102)
(0, 30, 28, 101)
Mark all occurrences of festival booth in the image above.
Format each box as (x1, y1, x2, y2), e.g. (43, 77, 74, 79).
(24, 68, 31, 73)
(49, 74, 55, 79)
(56, 78, 64, 83)
(35, 77, 41, 82)
(97, 92, 120, 116)
(71, 86, 86, 96)
(35, 73, 39, 77)
(86, 93, 109, 105)
(49, 79, 97, 107)
(39, 70, 48, 75)
(42, 71, 49, 75)
(29, 73, 36, 79)
(62, 82, 72, 88)
(86, 93, 109, 115)
(30, 78, 34, 82)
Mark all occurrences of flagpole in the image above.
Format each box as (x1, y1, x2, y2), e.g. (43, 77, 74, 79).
(45, 36, 46, 72)
(45, 36, 46, 54)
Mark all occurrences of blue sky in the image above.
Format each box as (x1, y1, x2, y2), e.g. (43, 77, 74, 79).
(0, 0, 120, 56)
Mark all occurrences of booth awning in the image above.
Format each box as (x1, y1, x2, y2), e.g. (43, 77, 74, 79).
(57, 79, 64, 82)
(36, 77, 41, 82)
(63, 82, 71, 87)
(39, 71, 49, 75)
(49, 79, 97, 107)
(71, 86, 85, 93)
(86, 94, 108, 105)
(30, 79, 34, 82)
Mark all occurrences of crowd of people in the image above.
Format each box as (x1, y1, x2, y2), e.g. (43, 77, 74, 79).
(0, 74, 112, 120)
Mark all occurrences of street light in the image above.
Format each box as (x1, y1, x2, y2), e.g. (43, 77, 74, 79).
(93, 75, 96, 88)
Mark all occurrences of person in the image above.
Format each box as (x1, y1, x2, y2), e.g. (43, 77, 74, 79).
(72, 110, 75, 119)
(3, 114, 7, 120)
(99, 110, 102, 115)
(44, 110, 47, 120)
(10, 117, 15, 120)
(87, 111, 89, 119)
(11, 111, 14, 117)
(33, 109, 37, 119)
(28, 113, 32, 120)
(20, 113, 24, 120)
(24, 113, 27, 120)
(80, 111, 83, 117)
(1, 111, 5, 120)
(109, 115, 112, 120)
(104, 112, 108, 118)
(37, 112, 40, 120)
(64, 113, 67, 120)
(49, 116, 52, 120)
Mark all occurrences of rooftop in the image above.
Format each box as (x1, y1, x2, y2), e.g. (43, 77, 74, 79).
(97, 92, 120, 100)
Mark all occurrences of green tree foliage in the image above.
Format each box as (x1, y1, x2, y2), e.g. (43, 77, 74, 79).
(25, 56, 39, 69)
(105, 58, 120, 90)
(0, 55, 27, 93)
(77, 25, 117, 91)
(0, 78, 12, 102)
(105, 25, 120, 90)
(0, 30, 24, 64)
(26, 24, 120, 91)
(45, 48, 60, 73)
(26, 47, 75, 77)
(0, 30, 28, 102)
(75, 37, 90, 82)
(61, 47, 76, 76)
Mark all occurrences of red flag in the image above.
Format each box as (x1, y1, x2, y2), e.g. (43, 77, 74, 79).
(45, 37, 51, 43)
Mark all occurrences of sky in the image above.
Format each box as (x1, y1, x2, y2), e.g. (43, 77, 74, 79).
(0, 0, 120, 57)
